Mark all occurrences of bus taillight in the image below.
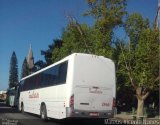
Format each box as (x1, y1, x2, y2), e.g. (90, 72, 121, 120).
(69, 94, 74, 108)
(112, 98, 116, 108)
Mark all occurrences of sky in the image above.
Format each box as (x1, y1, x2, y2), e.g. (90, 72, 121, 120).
(0, 0, 158, 91)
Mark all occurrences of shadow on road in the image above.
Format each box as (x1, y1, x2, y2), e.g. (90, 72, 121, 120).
(0, 103, 131, 125)
(0, 102, 20, 113)
(47, 118, 131, 125)
(18, 118, 119, 125)
(51, 118, 105, 125)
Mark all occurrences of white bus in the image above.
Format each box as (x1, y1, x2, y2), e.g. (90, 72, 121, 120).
(19, 53, 116, 120)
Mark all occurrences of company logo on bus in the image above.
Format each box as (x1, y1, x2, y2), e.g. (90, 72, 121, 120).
(89, 87, 102, 94)
(29, 92, 39, 98)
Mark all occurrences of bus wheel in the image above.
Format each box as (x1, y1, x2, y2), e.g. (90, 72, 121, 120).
(40, 104, 48, 121)
(21, 103, 24, 113)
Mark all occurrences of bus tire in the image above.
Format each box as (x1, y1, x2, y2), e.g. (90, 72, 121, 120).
(40, 104, 48, 121)
(21, 103, 24, 113)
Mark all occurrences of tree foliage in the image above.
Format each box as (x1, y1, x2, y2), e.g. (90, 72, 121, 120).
(21, 58, 29, 78)
(34, 60, 46, 71)
(85, 0, 127, 30)
(121, 14, 159, 90)
(135, 28, 159, 89)
(41, 39, 63, 65)
(116, 13, 159, 116)
(52, 22, 94, 62)
(84, 0, 127, 58)
(47, 0, 127, 63)
(9, 51, 18, 88)
(125, 13, 149, 50)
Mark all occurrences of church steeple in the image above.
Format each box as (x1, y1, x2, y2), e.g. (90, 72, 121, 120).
(27, 44, 34, 69)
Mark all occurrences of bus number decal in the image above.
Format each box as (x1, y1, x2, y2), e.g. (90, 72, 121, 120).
(102, 102, 110, 107)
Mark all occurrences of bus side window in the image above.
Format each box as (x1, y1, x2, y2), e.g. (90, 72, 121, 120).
(29, 77, 33, 90)
(43, 65, 59, 86)
(59, 61, 68, 84)
(52, 65, 59, 85)
(44, 70, 51, 87)
(30, 76, 36, 90)
(23, 79, 27, 91)
(35, 74, 41, 89)
(24, 79, 29, 91)
(41, 72, 46, 88)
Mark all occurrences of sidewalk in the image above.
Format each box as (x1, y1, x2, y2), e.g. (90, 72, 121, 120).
(114, 113, 133, 120)
(114, 113, 160, 120)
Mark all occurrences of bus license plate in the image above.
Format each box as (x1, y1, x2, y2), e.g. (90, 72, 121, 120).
(89, 112, 99, 116)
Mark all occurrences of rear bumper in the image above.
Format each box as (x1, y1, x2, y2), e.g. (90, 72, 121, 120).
(66, 107, 114, 118)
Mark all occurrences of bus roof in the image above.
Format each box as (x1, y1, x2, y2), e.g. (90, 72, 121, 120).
(20, 53, 113, 81)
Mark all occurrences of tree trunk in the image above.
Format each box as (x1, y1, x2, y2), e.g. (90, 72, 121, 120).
(136, 87, 150, 117)
(137, 98, 144, 116)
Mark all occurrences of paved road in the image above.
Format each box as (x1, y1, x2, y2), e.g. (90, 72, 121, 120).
(1, 103, 158, 125)
(0, 102, 110, 125)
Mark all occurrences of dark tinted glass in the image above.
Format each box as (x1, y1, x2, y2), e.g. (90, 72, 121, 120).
(21, 61, 68, 91)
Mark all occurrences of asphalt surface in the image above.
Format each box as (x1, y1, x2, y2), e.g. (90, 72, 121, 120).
(0, 102, 111, 125)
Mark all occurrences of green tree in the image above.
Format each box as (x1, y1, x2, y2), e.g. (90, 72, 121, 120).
(135, 28, 159, 116)
(84, 0, 127, 58)
(34, 60, 46, 71)
(52, 20, 94, 62)
(21, 58, 29, 78)
(113, 14, 150, 112)
(125, 13, 149, 50)
(84, 0, 127, 30)
(9, 51, 18, 88)
(41, 39, 63, 65)
(123, 13, 159, 116)
(50, 0, 127, 62)
(119, 27, 159, 116)
(112, 40, 135, 111)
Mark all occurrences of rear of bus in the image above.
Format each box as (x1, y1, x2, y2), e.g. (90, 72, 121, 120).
(66, 53, 116, 118)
